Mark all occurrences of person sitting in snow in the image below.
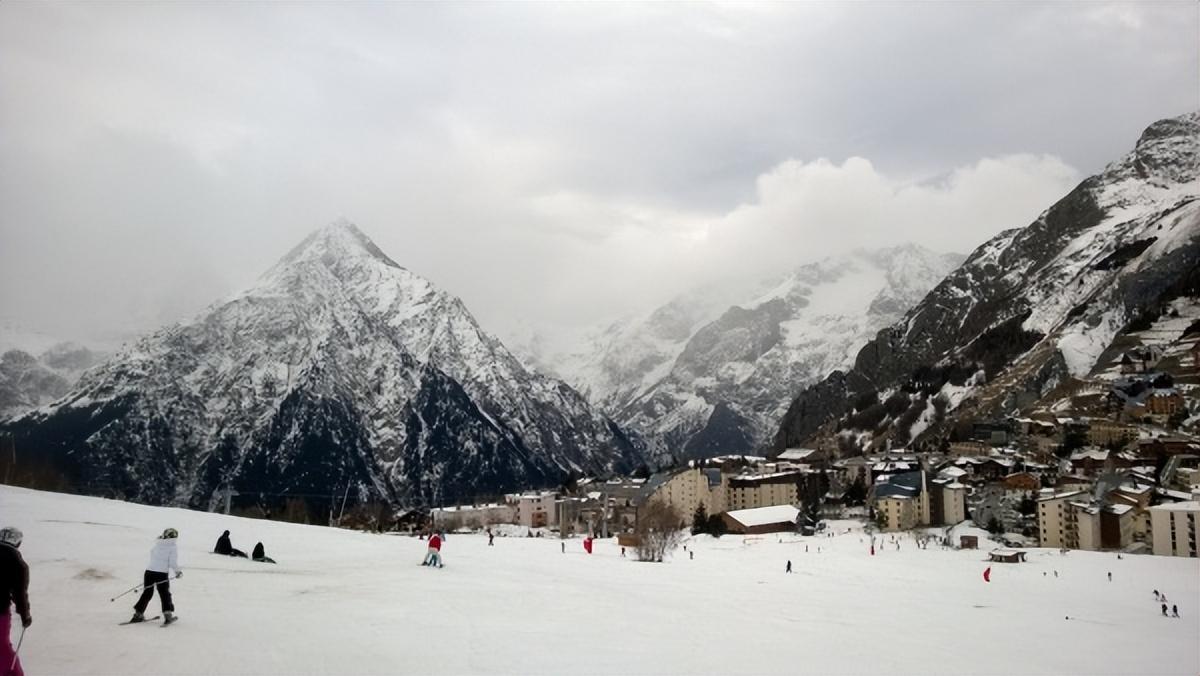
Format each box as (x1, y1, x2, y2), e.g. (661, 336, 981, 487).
(214, 530, 248, 558)
(251, 542, 276, 564)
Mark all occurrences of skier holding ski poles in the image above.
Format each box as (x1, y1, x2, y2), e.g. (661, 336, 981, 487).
(1, 527, 31, 676)
(128, 528, 183, 626)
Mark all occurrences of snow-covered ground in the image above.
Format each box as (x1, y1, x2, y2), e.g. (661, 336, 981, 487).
(3, 485, 1198, 675)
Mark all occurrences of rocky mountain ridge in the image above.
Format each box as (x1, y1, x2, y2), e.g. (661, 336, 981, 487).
(773, 111, 1200, 455)
(4, 221, 646, 508)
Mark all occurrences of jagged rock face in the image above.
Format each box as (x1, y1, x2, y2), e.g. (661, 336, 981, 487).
(774, 111, 1200, 452)
(520, 246, 960, 459)
(0, 343, 104, 419)
(4, 221, 643, 507)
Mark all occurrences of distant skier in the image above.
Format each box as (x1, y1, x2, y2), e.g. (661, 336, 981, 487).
(583, 537, 593, 555)
(620, 547, 625, 558)
(1172, 605, 1179, 618)
(1, 527, 32, 676)
(130, 528, 182, 625)
(689, 550, 694, 560)
(487, 530, 494, 547)
(1153, 589, 1160, 600)
(561, 542, 565, 554)
(423, 534, 443, 567)
(251, 542, 276, 564)
(786, 560, 792, 573)
(1161, 603, 1168, 617)
(1107, 572, 1112, 581)
(214, 530, 248, 558)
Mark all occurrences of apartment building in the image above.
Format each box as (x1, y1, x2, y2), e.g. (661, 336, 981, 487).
(726, 471, 802, 511)
(1150, 501, 1199, 557)
(1036, 490, 1087, 548)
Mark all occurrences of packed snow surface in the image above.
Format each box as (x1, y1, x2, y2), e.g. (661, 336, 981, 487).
(3, 486, 1198, 675)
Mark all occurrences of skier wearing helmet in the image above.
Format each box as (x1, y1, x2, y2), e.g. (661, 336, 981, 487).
(129, 528, 183, 625)
(1, 526, 31, 676)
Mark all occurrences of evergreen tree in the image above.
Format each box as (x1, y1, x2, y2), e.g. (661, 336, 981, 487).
(705, 513, 726, 538)
(692, 503, 708, 535)
(844, 471, 867, 506)
(986, 516, 1004, 535)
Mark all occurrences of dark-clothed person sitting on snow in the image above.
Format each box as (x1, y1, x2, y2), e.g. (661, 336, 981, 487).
(251, 542, 276, 564)
(214, 530, 248, 558)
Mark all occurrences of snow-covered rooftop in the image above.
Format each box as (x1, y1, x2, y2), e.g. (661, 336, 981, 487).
(778, 448, 818, 461)
(724, 504, 800, 527)
(1149, 500, 1200, 512)
(1039, 490, 1087, 502)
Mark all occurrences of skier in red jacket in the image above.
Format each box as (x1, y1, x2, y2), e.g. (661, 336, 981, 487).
(423, 534, 443, 567)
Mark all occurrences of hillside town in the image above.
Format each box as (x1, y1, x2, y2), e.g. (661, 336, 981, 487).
(431, 335, 1200, 559)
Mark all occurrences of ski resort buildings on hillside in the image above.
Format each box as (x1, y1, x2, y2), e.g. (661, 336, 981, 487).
(421, 387, 1200, 559)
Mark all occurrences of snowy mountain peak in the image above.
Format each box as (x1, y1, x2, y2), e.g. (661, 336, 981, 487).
(517, 244, 961, 459)
(277, 219, 405, 272)
(4, 222, 645, 508)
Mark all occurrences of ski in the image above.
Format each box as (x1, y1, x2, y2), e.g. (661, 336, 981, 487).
(119, 615, 160, 625)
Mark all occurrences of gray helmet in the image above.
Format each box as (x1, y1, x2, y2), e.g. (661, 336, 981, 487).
(0, 526, 23, 547)
(161, 527, 179, 539)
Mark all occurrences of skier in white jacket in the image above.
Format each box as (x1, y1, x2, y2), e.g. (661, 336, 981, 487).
(130, 528, 182, 625)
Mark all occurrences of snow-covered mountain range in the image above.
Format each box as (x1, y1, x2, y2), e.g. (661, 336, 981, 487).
(512, 246, 961, 458)
(3, 221, 645, 507)
(0, 340, 105, 419)
(774, 110, 1200, 454)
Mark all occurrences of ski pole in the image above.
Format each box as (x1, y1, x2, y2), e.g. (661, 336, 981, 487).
(109, 576, 177, 602)
(109, 583, 144, 602)
(11, 625, 25, 672)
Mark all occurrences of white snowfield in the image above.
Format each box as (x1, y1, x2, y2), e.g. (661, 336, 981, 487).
(3, 486, 1198, 676)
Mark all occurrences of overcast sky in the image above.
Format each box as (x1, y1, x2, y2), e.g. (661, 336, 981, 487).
(1, 2, 1197, 345)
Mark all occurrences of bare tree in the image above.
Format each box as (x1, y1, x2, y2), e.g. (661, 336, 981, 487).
(635, 500, 685, 562)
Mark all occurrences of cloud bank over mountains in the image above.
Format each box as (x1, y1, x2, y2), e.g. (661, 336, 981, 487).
(0, 2, 1194, 340)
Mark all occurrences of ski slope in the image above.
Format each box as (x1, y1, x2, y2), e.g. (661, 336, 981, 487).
(2, 485, 1198, 675)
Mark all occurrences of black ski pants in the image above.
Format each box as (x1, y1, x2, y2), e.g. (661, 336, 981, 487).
(133, 570, 173, 614)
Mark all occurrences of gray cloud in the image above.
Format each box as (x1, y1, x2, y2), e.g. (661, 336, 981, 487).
(0, 2, 1196, 342)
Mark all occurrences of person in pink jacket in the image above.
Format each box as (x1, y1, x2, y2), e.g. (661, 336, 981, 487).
(1, 527, 31, 676)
